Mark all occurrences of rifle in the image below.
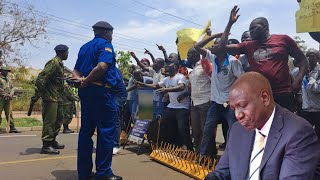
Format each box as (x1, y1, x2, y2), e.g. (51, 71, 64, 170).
(28, 96, 39, 116)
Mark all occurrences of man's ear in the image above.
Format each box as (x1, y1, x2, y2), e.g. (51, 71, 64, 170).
(260, 89, 271, 106)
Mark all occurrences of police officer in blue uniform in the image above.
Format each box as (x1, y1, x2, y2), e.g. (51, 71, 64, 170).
(73, 21, 122, 180)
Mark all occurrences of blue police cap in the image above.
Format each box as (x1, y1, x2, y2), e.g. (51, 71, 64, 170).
(54, 44, 69, 51)
(92, 21, 113, 30)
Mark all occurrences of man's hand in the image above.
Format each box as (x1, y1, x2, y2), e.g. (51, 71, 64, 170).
(135, 81, 145, 87)
(177, 94, 186, 103)
(144, 48, 150, 54)
(206, 28, 212, 36)
(156, 88, 168, 95)
(156, 44, 165, 51)
(229, 5, 240, 24)
(130, 51, 137, 58)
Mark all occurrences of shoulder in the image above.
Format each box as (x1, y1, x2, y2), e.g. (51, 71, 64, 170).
(228, 55, 242, 66)
(271, 34, 294, 43)
(206, 49, 216, 60)
(45, 57, 60, 67)
(176, 73, 186, 79)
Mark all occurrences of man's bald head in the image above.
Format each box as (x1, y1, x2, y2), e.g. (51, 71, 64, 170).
(132, 69, 143, 82)
(231, 72, 273, 99)
(249, 17, 270, 41)
(187, 47, 200, 66)
(229, 72, 275, 130)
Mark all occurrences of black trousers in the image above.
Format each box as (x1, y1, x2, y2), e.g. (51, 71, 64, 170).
(274, 92, 294, 112)
(301, 111, 320, 140)
(161, 107, 193, 149)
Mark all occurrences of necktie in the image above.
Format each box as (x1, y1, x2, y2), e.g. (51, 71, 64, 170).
(249, 131, 265, 180)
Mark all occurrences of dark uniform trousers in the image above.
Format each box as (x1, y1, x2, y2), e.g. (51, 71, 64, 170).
(41, 100, 63, 142)
(77, 85, 116, 179)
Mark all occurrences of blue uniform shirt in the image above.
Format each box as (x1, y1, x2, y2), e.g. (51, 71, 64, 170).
(74, 35, 120, 87)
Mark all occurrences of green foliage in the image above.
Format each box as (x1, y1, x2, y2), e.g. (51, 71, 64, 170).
(1, 117, 42, 128)
(10, 66, 41, 111)
(294, 36, 308, 54)
(116, 50, 132, 80)
(289, 36, 308, 70)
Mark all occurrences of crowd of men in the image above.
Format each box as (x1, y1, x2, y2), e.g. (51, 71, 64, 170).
(18, 3, 320, 180)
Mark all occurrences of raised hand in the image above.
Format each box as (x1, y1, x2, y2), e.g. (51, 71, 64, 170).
(144, 48, 150, 54)
(130, 51, 136, 58)
(229, 5, 240, 24)
(206, 28, 212, 36)
(156, 44, 165, 51)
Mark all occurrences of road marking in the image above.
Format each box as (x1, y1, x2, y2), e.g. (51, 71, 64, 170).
(0, 135, 37, 138)
(0, 155, 77, 165)
(0, 154, 97, 166)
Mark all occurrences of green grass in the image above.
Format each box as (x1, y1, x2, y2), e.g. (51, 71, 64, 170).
(1, 118, 42, 128)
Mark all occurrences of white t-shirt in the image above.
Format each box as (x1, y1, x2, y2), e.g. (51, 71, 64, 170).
(206, 50, 244, 104)
(127, 76, 149, 101)
(148, 67, 165, 101)
(158, 73, 190, 109)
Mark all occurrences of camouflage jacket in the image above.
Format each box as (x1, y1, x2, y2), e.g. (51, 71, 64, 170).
(35, 56, 64, 102)
(62, 83, 79, 104)
(0, 76, 15, 101)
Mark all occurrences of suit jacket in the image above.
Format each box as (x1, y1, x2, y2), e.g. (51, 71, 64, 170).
(206, 105, 320, 180)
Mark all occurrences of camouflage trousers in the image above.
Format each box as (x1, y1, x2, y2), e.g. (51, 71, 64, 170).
(62, 103, 74, 126)
(41, 100, 63, 142)
(0, 100, 15, 128)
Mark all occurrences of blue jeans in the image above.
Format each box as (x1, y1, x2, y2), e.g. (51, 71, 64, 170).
(153, 100, 164, 121)
(77, 85, 116, 179)
(114, 95, 127, 148)
(128, 99, 138, 121)
(199, 101, 237, 157)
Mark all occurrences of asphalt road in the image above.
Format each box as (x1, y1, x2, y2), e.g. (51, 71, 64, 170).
(0, 131, 194, 180)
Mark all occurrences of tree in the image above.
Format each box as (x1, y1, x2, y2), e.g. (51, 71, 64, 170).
(116, 50, 132, 80)
(0, 0, 48, 65)
(288, 36, 308, 70)
(294, 36, 308, 54)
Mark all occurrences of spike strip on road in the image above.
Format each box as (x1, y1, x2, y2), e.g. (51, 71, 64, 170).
(150, 141, 216, 180)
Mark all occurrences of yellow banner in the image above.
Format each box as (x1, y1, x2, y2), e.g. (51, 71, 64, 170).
(177, 20, 211, 60)
(296, 0, 320, 33)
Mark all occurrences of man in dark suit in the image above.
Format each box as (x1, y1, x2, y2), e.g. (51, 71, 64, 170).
(205, 72, 320, 180)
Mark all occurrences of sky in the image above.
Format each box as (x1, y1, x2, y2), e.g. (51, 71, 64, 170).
(11, 0, 320, 70)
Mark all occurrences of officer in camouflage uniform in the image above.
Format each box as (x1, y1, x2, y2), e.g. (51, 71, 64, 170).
(0, 66, 20, 134)
(34, 44, 68, 154)
(62, 83, 79, 134)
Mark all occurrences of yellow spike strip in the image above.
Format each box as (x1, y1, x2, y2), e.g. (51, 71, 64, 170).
(201, 156, 208, 177)
(167, 144, 174, 163)
(189, 152, 196, 175)
(166, 144, 174, 163)
(162, 143, 169, 162)
(197, 156, 204, 176)
(169, 145, 176, 166)
(171, 145, 178, 166)
(192, 153, 200, 174)
(178, 150, 186, 169)
(185, 151, 193, 172)
(182, 150, 189, 170)
(182, 151, 189, 171)
(211, 158, 217, 172)
(206, 157, 211, 171)
(150, 144, 156, 158)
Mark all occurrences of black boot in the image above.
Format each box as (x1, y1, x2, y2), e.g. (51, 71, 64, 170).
(63, 125, 74, 134)
(52, 139, 65, 149)
(9, 127, 21, 133)
(105, 174, 122, 180)
(41, 141, 60, 154)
